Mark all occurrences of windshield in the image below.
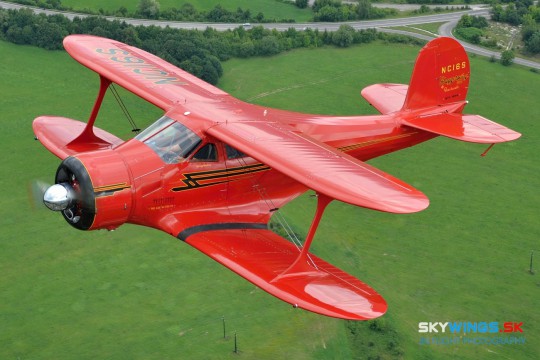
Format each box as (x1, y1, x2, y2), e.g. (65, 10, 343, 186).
(135, 116, 202, 164)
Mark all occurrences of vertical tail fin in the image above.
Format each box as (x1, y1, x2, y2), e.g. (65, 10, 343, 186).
(361, 37, 520, 143)
(402, 37, 470, 111)
(361, 37, 470, 114)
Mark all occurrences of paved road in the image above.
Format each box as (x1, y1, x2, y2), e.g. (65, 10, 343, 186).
(1, 0, 538, 69)
(0, 0, 489, 31)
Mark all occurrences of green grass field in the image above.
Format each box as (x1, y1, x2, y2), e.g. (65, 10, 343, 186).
(1, 39, 539, 359)
(60, 0, 313, 22)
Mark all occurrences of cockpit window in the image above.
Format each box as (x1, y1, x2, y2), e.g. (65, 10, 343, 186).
(135, 116, 202, 164)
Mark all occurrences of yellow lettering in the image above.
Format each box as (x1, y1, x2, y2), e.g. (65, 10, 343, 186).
(441, 61, 468, 74)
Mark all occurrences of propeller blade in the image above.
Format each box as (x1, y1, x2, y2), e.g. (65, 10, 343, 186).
(28, 180, 51, 210)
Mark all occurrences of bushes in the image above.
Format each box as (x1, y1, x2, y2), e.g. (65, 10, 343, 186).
(312, 0, 397, 22)
(454, 14, 492, 46)
(346, 316, 405, 359)
(455, 26, 483, 44)
(500, 49, 515, 66)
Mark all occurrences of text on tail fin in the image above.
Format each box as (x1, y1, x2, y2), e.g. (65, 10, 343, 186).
(403, 37, 470, 110)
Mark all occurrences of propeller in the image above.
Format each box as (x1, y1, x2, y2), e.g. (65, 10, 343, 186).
(30, 156, 96, 229)
(29, 180, 51, 210)
(29, 179, 77, 216)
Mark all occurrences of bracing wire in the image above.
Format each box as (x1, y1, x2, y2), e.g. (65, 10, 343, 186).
(231, 155, 305, 251)
(110, 84, 141, 134)
(234, 154, 320, 268)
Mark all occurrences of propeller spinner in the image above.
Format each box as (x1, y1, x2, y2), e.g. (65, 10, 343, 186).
(43, 183, 75, 211)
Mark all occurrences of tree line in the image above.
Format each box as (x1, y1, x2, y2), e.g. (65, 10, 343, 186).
(7, 0, 291, 23)
(309, 0, 397, 21)
(0, 8, 424, 85)
(9, 0, 401, 23)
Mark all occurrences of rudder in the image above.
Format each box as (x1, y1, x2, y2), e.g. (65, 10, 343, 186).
(402, 37, 470, 110)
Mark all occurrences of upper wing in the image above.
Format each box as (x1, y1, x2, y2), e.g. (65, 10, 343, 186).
(361, 84, 408, 114)
(206, 121, 428, 214)
(63, 35, 228, 110)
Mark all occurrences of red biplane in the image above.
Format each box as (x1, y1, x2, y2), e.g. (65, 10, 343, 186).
(33, 35, 520, 321)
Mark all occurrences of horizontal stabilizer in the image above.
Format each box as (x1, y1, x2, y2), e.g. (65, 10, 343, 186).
(33, 116, 123, 159)
(402, 113, 521, 143)
(180, 227, 387, 320)
(361, 84, 408, 114)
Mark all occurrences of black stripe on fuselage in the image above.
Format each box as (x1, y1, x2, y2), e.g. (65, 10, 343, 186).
(172, 163, 270, 192)
(178, 222, 268, 241)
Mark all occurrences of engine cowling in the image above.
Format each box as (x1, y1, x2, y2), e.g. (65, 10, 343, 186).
(44, 151, 133, 231)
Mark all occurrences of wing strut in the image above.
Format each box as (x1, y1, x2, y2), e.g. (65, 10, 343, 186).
(272, 193, 333, 283)
(67, 75, 112, 148)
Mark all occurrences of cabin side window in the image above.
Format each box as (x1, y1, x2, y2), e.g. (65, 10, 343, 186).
(192, 143, 218, 162)
(225, 144, 247, 159)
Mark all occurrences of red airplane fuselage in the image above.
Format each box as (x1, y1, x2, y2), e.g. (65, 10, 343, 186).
(60, 105, 436, 235)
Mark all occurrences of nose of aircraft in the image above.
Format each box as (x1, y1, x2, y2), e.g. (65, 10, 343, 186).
(43, 183, 74, 211)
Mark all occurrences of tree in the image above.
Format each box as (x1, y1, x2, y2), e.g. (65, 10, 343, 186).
(455, 27, 483, 44)
(35, 22, 66, 50)
(525, 31, 540, 54)
(235, 40, 255, 58)
(491, 4, 504, 21)
(137, 0, 160, 19)
(457, 14, 473, 28)
(201, 59, 220, 84)
(332, 24, 354, 47)
(256, 36, 281, 56)
(313, 0, 341, 13)
(471, 16, 488, 29)
(354, 28, 377, 43)
(356, 0, 372, 20)
(295, 0, 308, 9)
(120, 27, 142, 48)
(314, 5, 340, 21)
(116, 6, 128, 17)
(500, 50, 515, 66)
(503, 4, 521, 26)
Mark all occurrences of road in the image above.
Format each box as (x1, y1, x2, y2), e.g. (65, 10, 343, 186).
(0, 1, 538, 69)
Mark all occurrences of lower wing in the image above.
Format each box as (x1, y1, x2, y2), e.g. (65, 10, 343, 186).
(178, 225, 387, 320)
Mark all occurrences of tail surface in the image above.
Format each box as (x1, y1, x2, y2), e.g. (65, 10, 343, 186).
(402, 37, 469, 111)
(361, 37, 521, 144)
